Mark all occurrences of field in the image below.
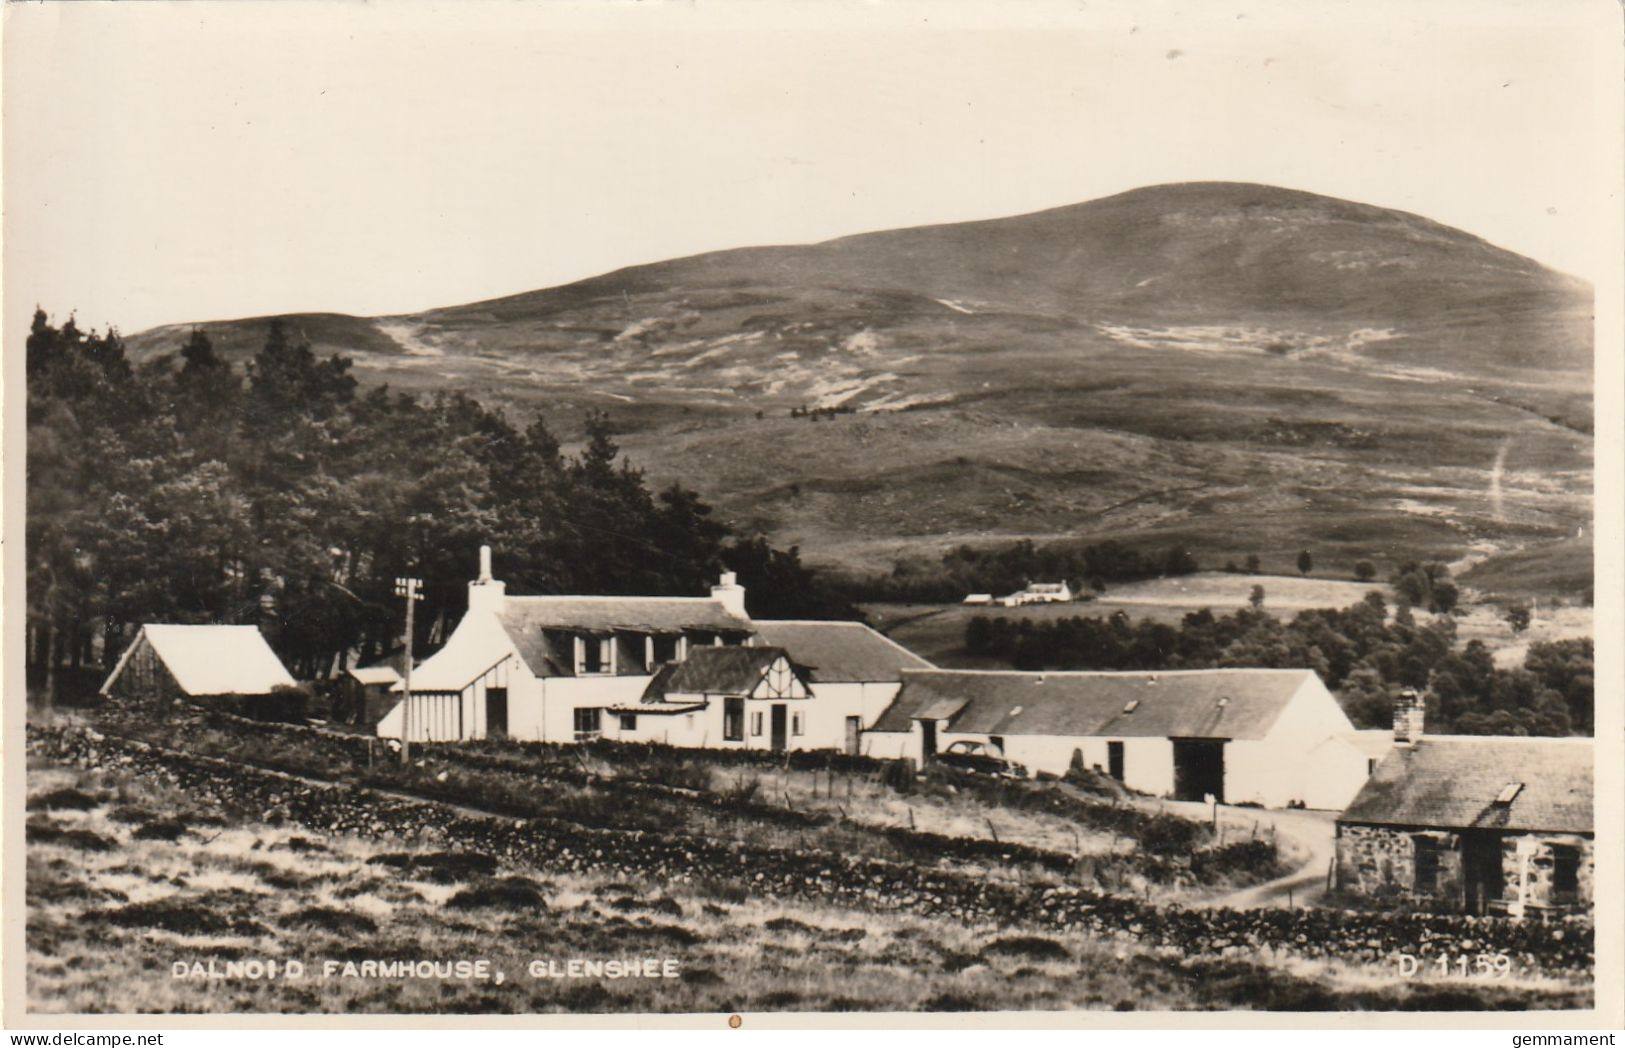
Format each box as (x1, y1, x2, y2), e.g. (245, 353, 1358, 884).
(24, 718, 1594, 1014)
(866, 571, 1591, 669)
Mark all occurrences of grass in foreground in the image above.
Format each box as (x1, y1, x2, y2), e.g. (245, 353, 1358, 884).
(26, 763, 1590, 1014)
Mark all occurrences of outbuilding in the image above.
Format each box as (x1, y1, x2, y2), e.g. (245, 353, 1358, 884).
(100, 624, 297, 713)
(866, 667, 1370, 809)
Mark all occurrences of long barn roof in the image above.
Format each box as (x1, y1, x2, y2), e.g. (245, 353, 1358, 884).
(871, 668, 1317, 739)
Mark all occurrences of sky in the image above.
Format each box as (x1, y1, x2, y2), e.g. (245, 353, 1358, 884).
(3, 0, 1619, 335)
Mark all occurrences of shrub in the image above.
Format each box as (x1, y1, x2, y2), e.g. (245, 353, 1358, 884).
(26, 788, 101, 811)
(133, 819, 190, 842)
(280, 906, 379, 936)
(448, 876, 547, 910)
(980, 935, 1071, 962)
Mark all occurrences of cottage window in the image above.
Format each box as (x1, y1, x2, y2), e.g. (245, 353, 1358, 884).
(1413, 836, 1440, 894)
(573, 707, 602, 741)
(618, 713, 637, 732)
(791, 711, 804, 737)
(576, 635, 613, 675)
(751, 711, 764, 737)
(723, 698, 744, 742)
(1552, 845, 1580, 897)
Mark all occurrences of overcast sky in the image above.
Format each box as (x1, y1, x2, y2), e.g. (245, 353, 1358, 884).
(3, 0, 1618, 335)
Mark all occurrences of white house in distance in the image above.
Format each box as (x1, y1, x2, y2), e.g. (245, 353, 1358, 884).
(100, 624, 297, 710)
(996, 582, 1073, 607)
(378, 547, 936, 751)
(864, 667, 1373, 810)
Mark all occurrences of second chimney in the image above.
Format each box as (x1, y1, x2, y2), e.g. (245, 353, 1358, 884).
(1393, 688, 1426, 746)
(710, 570, 747, 619)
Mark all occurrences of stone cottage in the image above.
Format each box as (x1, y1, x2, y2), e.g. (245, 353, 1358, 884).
(1334, 692, 1594, 917)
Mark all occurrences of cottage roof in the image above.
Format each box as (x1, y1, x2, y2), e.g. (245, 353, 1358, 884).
(642, 645, 795, 701)
(1338, 736, 1593, 834)
(870, 668, 1316, 739)
(394, 612, 515, 692)
(750, 621, 933, 682)
(104, 624, 296, 697)
(347, 665, 402, 686)
(497, 596, 752, 676)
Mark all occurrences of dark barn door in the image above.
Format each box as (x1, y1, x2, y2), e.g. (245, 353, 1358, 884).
(1107, 741, 1125, 782)
(486, 687, 508, 739)
(845, 716, 862, 756)
(1172, 739, 1226, 802)
(1462, 831, 1505, 914)
(920, 719, 938, 760)
(770, 704, 788, 753)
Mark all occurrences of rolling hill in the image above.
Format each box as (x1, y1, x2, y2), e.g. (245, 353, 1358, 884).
(125, 182, 1594, 588)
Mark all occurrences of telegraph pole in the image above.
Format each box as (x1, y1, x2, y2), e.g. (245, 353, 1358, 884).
(394, 576, 423, 764)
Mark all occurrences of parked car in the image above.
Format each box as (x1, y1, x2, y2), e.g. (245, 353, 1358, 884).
(936, 740, 1028, 779)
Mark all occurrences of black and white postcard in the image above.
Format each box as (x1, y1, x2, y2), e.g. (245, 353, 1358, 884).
(4, 0, 1620, 1030)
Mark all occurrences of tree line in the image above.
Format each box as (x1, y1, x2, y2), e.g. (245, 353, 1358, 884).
(852, 538, 1201, 604)
(25, 311, 854, 699)
(964, 593, 1591, 737)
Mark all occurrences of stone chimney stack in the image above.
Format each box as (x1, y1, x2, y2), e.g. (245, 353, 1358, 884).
(467, 544, 507, 616)
(1393, 688, 1426, 746)
(710, 569, 747, 619)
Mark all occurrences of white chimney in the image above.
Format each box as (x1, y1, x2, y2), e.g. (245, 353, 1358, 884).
(468, 544, 506, 616)
(710, 569, 747, 619)
(1393, 688, 1426, 746)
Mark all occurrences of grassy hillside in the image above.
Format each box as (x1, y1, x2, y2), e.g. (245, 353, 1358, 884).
(121, 182, 1593, 589)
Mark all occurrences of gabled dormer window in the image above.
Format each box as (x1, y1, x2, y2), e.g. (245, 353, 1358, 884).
(575, 635, 614, 675)
(646, 634, 681, 672)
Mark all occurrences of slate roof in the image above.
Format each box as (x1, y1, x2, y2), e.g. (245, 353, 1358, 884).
(1338, 736, 1593, 834)
(750, 621, 933, 682)
(642, 646, 793, 702)
(498, 596, 753, 677)
(103, 624, 296, 697)
(870, 668, 1316, 739)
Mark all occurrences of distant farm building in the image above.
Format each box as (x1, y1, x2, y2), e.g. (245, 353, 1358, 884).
(377, 547, 934, 752)
(864, 668, 1373, 809)
(962, 593, 994, 606)
(1334, 694, 1593, 916)
(996, 582, 1073, 607)
(100, 624, 296, 712)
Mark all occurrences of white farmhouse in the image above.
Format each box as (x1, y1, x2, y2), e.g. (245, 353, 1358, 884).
(751, 620, 935, 753)
(380, 548, 753, 743)
(865, 667, 1373, 809)
(377, 548, 937, 751)
(995, 582, 1073, 607)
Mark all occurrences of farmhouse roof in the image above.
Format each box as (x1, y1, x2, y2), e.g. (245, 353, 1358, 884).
(1338, 736, 1593, 834)
(870, 668, 1316, 739)
(642, 646, 794, 701)
(751, 620, 933, 682)
(347, 665, 402, 686)
(103, 624, 296, 697)
(394, 612, 515, 692)
(495, 596, 753, 676)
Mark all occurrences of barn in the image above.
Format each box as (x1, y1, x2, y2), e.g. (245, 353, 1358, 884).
(865, 667, 1371, 809)
(99, 624, 297, 713)
(1334, 706, 1594, 917)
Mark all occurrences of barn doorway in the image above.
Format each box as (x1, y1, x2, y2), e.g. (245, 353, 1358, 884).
(845, 716, 862, 756)
(920, 719, 938, 760)
(1462, 831, 1505, 914)
(1172, 739, 1225, 802)
(1107, 741, 1125, 782)
(486, 687, 508, 739)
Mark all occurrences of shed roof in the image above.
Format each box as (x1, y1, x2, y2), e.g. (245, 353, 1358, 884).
(642, 646, 793, 701)
(750, 621, 933, 682)
(1338, 736, 1593, 834)
(870, 668, 1316, 739)
(104, 624, 296, 697)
